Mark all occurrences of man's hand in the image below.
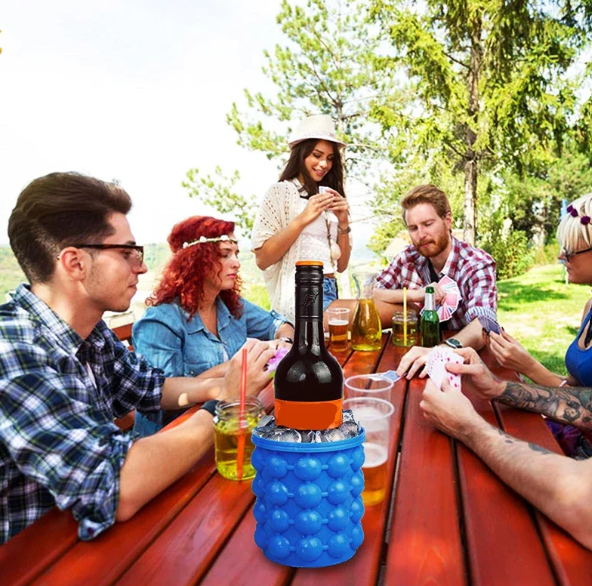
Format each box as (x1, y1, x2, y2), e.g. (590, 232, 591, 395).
(447, 347, 506, 400)
(396, 345, 430, 379)
(420, 377, 482, 440)
(488, 330, 535, 375)
(219, 339, 276, 402)
(428, 283, 447, 306)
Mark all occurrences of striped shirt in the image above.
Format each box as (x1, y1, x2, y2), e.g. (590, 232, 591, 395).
(376, 236, 498, 329)
(0, 285, 164, 543)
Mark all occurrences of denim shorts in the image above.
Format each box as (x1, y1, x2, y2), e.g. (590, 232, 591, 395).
(323, 276, 339, 310)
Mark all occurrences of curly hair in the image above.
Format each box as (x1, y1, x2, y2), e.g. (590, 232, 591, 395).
(147, 216, 243, 319)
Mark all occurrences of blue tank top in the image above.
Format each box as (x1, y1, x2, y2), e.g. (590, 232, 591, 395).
(565, 307, 592, 386)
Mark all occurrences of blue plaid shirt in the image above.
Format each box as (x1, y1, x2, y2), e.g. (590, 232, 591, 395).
(0, 285, 164, 543)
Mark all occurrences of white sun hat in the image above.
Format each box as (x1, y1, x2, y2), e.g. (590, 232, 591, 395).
(288, 114, 347, 149)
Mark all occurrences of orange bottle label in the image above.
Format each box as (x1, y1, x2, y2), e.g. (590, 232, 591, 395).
(275, 398, 343, 430)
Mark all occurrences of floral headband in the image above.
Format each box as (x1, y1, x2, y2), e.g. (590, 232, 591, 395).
(566, 205, 591, 225)
(182, 234, 238, 249)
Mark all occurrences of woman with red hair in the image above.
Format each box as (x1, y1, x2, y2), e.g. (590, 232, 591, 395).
(132, 215, 294, 437)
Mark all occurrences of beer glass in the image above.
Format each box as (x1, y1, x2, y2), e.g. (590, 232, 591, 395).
(345, 374, 393, 401)
(392, 309, 418, 348)
(343, 397, 394, 506)
(214, 397, 264, 480)
(326, 307, 350, 351)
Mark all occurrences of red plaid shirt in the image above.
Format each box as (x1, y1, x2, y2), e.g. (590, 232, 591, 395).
(376, 236, 497, 330)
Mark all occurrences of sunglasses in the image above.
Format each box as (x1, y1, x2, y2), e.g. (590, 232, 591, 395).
(63, 244, 145, 266)
(562, 246, 592, 263)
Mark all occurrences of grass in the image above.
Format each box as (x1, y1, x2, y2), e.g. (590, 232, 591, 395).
(497, 264, 591, 376)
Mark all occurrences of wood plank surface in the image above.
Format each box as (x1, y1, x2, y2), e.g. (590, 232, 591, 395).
(457, 387, 556, 586)
(32, 450, 216, 586)
(114, 473, 256, 586)
(0, 509, 78, 586)
(497, 405, 592, 586)
(384, 376, 466, 586)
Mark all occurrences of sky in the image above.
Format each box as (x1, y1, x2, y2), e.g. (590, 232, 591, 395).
(0, 0, 302, 247)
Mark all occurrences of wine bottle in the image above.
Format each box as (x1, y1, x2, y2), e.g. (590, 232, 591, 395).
(420, 286, 440, 347)
(274, 261, 344, 430)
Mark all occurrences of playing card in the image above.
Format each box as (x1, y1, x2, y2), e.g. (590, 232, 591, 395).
(426, 346, 464, 390)
(478, 315, 501, 335)
(377, 370, 401, 383)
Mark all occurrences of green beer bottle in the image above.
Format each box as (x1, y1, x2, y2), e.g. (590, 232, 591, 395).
(420, 286, 440, 347)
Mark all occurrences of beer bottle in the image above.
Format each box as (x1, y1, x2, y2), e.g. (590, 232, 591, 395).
(274, 261, 344, 430)
(420, 286, 440, 347)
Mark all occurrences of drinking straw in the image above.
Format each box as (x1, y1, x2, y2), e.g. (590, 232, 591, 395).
(236, 348, 248, 480)
(403, 287, 407, 346)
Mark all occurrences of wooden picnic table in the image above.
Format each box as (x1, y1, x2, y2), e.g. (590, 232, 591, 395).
(2, 333, 592, 586)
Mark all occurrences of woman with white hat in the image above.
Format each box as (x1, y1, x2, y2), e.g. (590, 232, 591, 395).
(251, 114, 351, 322)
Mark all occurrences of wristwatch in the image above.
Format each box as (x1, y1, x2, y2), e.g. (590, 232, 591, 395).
(444, 338, 463, 349)
(199, 399, 221, 417)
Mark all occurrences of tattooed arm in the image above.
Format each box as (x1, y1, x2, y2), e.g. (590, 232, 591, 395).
(498, 382, 592, 430)
(421, 377, 592, 550)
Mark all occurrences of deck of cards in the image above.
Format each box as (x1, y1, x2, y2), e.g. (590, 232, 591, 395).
(426, 346, 464, 390)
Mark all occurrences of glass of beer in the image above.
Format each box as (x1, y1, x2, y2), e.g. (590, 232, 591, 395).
(345, 374, 393, 401)
(214, 397, 264, 481)
(392, 309, 418, 347)
(326, 307, 350, 351)
(343, 397, 394, 506)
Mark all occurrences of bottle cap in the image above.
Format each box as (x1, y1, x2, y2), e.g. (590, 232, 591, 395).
(426, 286, 434, 293)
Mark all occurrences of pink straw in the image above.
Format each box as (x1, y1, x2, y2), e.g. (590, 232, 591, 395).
(236, 348, 248, 480)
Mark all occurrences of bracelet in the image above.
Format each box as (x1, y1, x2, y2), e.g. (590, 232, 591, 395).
(337, 225, 351, 234)
(559, 379, 570, 388)
(278, 336, 293, 344)
(199, 399, 221, 417)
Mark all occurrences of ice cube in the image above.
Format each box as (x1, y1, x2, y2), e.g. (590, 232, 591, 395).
(321, 428, 347, 442)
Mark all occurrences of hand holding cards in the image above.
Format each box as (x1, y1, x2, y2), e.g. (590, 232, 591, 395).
(426, 346, 465, 390)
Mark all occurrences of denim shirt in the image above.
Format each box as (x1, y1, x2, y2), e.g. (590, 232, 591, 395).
(132, 297, 289, 436)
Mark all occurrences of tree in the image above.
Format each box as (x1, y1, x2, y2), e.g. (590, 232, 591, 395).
(183, 0, 399, 238)
(369, 0, 592, 244)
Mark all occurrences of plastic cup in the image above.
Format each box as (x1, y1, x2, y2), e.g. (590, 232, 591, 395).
(343, 397, 394, 506)
(392, 309, 418, 347)
(345, 374, 393, 402)
(326, 307, 351, 351)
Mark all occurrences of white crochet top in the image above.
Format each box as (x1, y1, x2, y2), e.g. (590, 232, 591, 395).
(251, 179, 336, 322)
(298, 198, 338, 273)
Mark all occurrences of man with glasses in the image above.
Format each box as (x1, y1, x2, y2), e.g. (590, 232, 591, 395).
(0, 172, 276, 544)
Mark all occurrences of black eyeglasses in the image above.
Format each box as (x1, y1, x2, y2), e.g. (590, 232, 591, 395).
(64, 244, 145, 266)
(563, 246, 592, 262)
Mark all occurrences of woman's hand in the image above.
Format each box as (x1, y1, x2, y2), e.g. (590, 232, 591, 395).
(325, 188, 349, 225)
(488, 330, 536, 374)
(296, 192, 337, 226)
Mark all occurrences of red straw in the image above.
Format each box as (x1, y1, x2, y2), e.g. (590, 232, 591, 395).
(236, 348, 248, 480)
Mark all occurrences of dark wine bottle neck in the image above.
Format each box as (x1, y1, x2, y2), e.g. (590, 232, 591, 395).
(294, 279, 325, 354)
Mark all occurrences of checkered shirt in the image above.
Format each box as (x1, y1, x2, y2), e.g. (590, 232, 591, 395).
(376, 236, 498, 329)
(0, 285, 164, 544)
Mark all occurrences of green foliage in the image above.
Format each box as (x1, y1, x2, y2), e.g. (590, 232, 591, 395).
(143, 243, 171, 272)
(0, 246, 26, 300)
(183, 0, 401, 235)
(368, 0, 592, 243)
(480, 223, 534, 280)
(182, 167, 258, 239)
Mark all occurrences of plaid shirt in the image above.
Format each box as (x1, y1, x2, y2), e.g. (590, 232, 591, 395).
(0, 285, 164, 544)
(376, 236, 498, 329)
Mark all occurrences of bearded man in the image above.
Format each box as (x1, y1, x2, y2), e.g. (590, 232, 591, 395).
(374, 184, 498, 377)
